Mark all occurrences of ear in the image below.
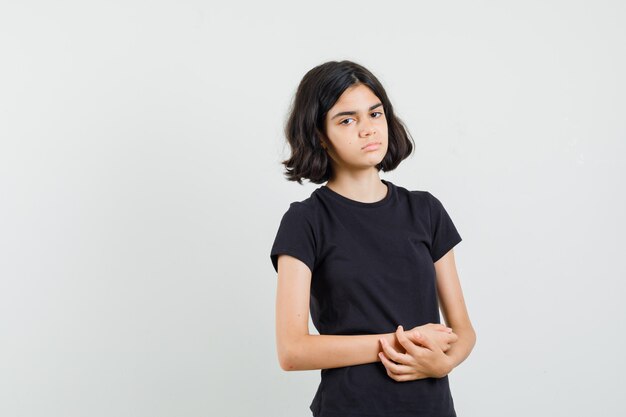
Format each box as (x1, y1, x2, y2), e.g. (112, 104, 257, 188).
(318, 133, 328, 150)
(316, 127, 332, 151)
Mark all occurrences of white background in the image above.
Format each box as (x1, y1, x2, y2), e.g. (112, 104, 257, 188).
(1, 1, 625, 416)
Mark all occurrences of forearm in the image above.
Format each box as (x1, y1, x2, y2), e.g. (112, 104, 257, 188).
(281, 332, 403, 371)
(445, 326, 476, 370)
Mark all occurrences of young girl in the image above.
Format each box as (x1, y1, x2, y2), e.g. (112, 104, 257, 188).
(270, 60, 476, 417)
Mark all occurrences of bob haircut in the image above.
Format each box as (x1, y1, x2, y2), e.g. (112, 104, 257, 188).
(281, 60, 414, 184)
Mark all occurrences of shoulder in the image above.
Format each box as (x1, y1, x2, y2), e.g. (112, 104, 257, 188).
(408, 189, 432, 201)
(393, 182, 434, 207)
(276, 192, 323, 231)
(406, 188, 444, 210)
(395, 184, 443, 222)
(282, 192, 319, 218)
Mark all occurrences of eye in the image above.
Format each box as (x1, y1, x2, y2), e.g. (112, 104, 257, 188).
(339, 118, 354, 125)
(372, 111, 383, 118)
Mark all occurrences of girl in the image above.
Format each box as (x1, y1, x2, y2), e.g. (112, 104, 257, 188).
(270, 60, 476, 417)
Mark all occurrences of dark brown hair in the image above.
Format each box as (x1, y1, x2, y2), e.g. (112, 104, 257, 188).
(281, 60, 414, 184)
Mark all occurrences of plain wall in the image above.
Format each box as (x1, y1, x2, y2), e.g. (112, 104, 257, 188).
(1, 1, 625, 416)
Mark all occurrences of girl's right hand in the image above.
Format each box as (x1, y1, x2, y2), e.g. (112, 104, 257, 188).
(406, 323, 458, 352)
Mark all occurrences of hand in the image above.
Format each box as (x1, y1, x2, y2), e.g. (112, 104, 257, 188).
(378, 325, 453, 382)
(406, 323, 458, 353)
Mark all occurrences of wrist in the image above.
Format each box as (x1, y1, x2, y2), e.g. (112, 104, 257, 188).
(440, 354, 454, 377)
(385, 332, 405, 353)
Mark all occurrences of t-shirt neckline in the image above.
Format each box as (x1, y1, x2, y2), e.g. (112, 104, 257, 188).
(319, 179, 394, 208)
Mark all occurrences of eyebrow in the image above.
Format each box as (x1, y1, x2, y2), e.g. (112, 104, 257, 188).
(330, 102, 383, 120)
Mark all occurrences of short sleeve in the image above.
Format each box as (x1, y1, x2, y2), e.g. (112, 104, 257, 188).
(269, 202, 317, 274)
(427, 192, 463, 263)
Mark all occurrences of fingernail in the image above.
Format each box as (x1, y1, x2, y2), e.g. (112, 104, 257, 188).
(398, 325, 403, 331)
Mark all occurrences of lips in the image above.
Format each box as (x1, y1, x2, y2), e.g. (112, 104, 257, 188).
(361, 141, 381, 150)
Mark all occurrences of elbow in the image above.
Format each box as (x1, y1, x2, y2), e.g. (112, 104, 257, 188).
(278, 351, 298, 371)
(277, 338, 305, 372)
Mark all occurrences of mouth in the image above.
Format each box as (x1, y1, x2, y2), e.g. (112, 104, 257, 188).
(361, 141, 382, 150)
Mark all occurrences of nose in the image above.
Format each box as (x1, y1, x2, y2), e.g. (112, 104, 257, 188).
(359, 118, 376, 138)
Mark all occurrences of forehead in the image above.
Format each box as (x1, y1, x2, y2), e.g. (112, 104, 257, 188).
(332, 84, 379, 108)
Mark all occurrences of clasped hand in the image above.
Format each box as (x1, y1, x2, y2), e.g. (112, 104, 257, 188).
(378, 323, 458, 382)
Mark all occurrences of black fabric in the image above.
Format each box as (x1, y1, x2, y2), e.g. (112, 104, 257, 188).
(270, 179, 462, 417)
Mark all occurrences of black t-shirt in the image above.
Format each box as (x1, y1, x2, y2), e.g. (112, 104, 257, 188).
(270, 179, 463, 417)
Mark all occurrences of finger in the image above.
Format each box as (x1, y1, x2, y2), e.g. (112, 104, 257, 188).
(444, 332, 458, 344)
(432, 323, 451, 332)
(382, 361, 403, 382)
(378, 351, 413, 375)
(385, 366, 412, 382)
(379, 337, 411, 365)
(396, 325, 424, 357)
(405, 331, 427, 348)
(380, 357, 414, 381)
(410, 328, 441, 353)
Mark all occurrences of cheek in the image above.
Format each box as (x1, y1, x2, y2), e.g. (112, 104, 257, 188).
(379, 118, 389, 131)
(328, 126, 352, 143)
(326, 125, 345, 139)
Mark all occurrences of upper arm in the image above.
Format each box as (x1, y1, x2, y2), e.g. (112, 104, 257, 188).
(275, 254, 312, 367)
(434, 248, 475, 333)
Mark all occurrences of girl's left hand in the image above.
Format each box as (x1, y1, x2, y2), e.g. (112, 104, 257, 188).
(378, 325, 453, 381)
